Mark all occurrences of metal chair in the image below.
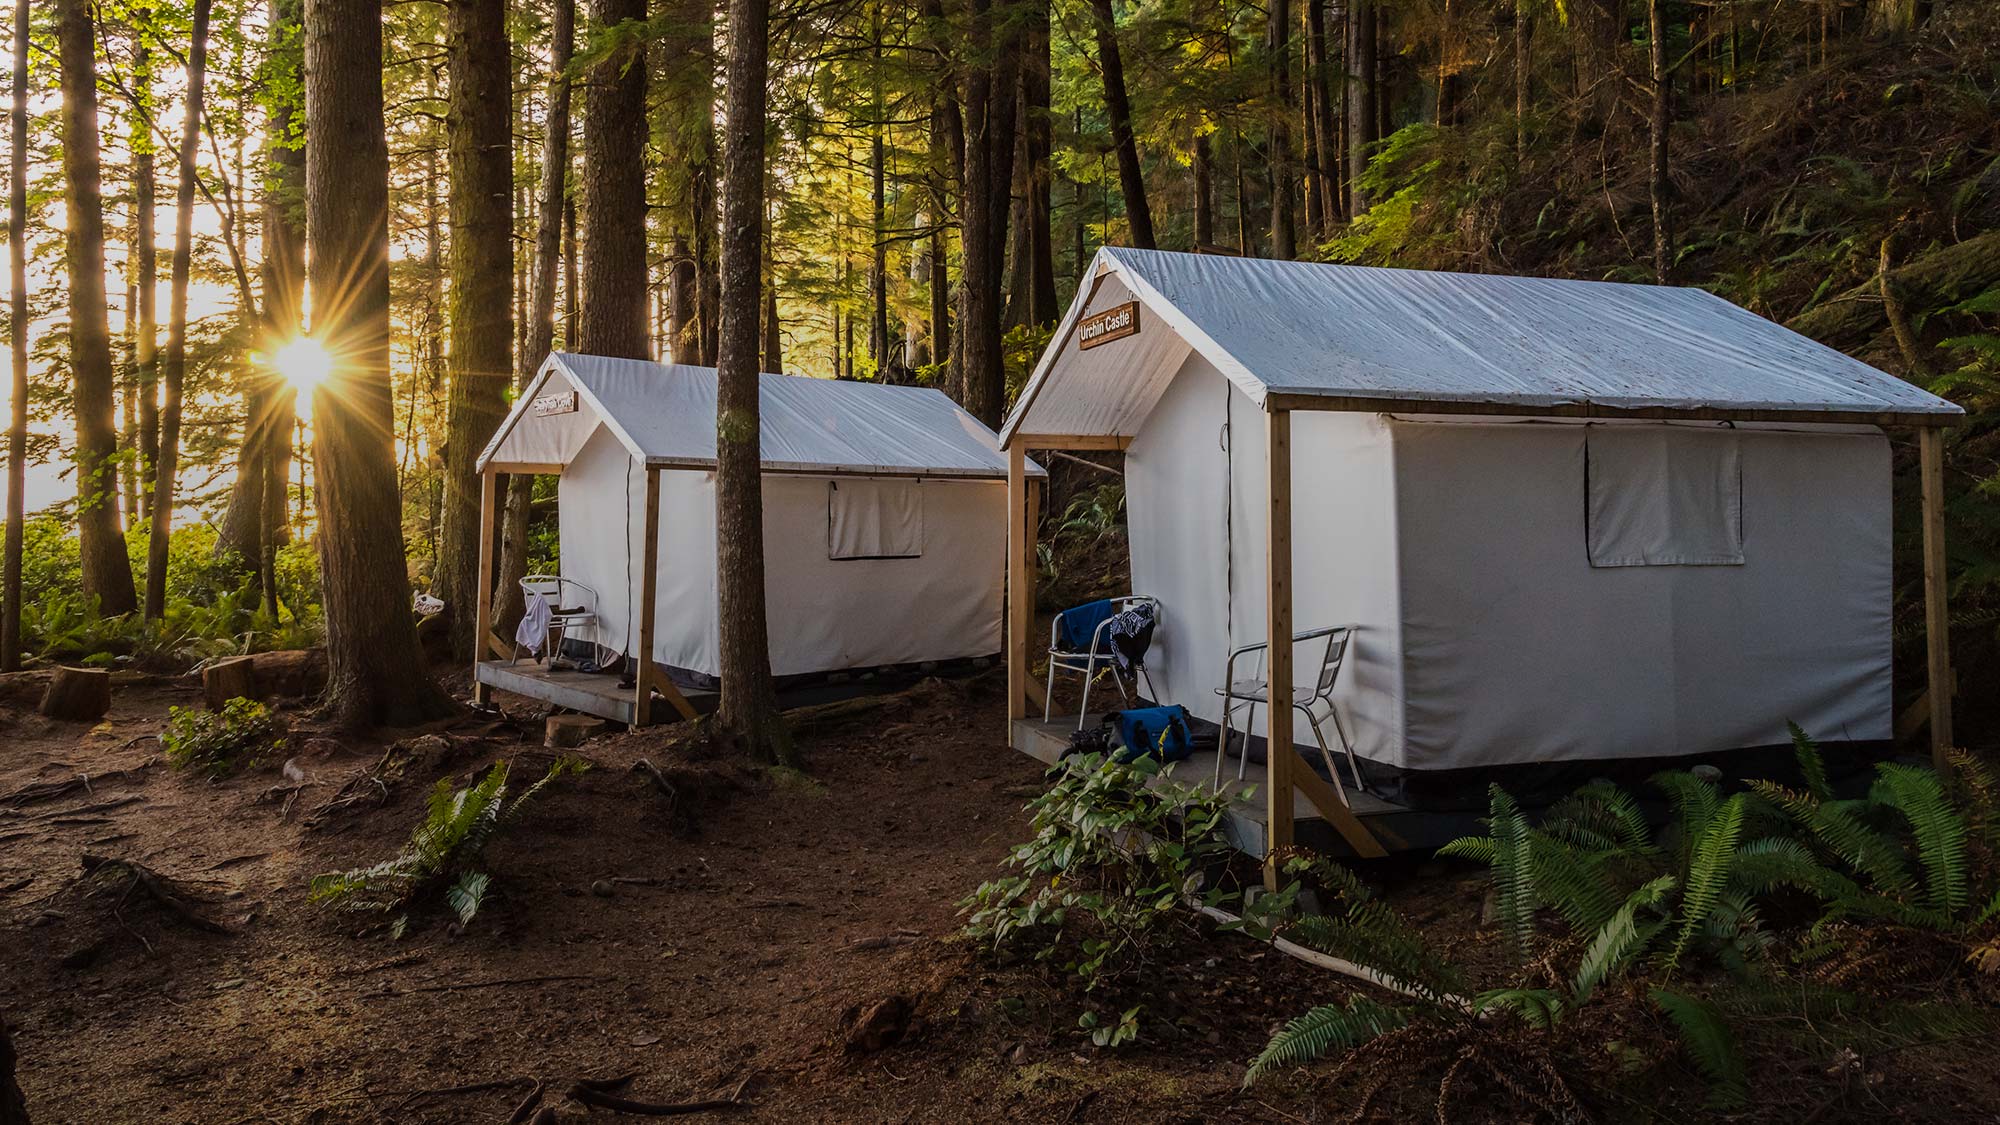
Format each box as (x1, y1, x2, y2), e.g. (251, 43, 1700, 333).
(1213, 625, 1362, 803)
(1045, 595, 1161, 728)
(516, 575, 599, 666)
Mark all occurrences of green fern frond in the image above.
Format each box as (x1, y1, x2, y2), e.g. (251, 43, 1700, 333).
(1436, 836, 1497, 865)
(1751, 780, 1916, 899)
(1663, 794, 1746, 974)
(1945, 750, 2000, 847)
(1652, 770, 1720, 869)
(1245, 998, 1408, 1085)
(1526, 833, 1624, 932)
(1873, 764, 1970, 918)
(447, 871, 491, 926)
(1574, 874, 1675, 1002)
(1488, 785, 1538, 962)
(1788, 722, 1832, 801)
(1474, 987, 1567, 1029)
(1542, 779, 1651, 853)
(1651, 988, 1747, 1107)
(1731, 837, 1860, 901)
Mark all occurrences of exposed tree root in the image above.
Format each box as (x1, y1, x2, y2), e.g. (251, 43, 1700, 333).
(76, 854, 230, 935)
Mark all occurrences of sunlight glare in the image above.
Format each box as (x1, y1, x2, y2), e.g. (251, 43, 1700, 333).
(271, 337, 335, 394)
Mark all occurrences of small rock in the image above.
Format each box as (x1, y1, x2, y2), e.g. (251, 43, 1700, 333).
(212, 978, 245, 991)
(1009, 1043, 1029, 1065)
(590, 880, 615, 898)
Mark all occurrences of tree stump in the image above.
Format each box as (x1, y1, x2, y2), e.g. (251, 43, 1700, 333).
(202, 656, 260, 710)
(545, 714, 606, 749)
(37, 667, 110, 723)
(247, 649, 328, 698)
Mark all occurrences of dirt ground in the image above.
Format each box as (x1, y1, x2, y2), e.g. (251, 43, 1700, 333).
(3, 667, 1995, 1124)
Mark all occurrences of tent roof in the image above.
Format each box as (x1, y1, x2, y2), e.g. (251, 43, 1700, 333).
(1002, 248, 1963, 443)
(479, 353, 1042, 479)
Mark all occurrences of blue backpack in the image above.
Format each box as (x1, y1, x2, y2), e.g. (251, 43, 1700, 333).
(1107, 705, 1194, 764)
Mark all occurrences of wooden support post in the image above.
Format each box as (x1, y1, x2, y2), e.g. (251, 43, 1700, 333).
(1023, 476, 1045, 712)
(1920, 427, 1952, 768)
(472, 468, 498, 704)
(1264, 409, 1294, 887)
(635, 466, 662, 727)
(1007, 443, 1030, 725)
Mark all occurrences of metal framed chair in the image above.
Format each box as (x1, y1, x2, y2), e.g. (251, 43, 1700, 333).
(1213, 625, 1362, 803)
(1045, 595, 1161, 729)
(516, 575, 599, 665)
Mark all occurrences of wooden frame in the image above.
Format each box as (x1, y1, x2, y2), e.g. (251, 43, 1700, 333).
(472, 468, 498, 706)
(1919, 427, 1953, 767)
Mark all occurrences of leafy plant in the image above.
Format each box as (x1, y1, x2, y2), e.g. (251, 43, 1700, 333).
(310, 757, 587, 936)
(963, 752, 1252, 1042)
(161, 697, 287, 778)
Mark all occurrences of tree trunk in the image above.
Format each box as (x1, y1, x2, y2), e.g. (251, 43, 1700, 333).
(304, 0, 454, 727)
(57, 0, 138, 617)
(218, 0, 303, 617)
(713, 0, 795, 766)
(869, 82, 888, 371)
(133, 29, 159, 525)
(563, 195, 578, 345)
(1088, 0, 1153, 250)
(437, 0, 516, 659)
(1514, 0, 1530, 160)
(1346, 0, 1376, 216)
(143, 0, 211, 619)
(1306, 0, 1339, 226)
(579, 0, 649, 358)
(960, 0, 1022, 426)
(0, 1006, 25, 1125)
(1269, 0, 1296, 259)
(495, 0, 573, 642)
(1787, 229, 2000, 348)
(3, 0, 29, 671)
(1192, 132, 1214, 247)
(1004, 0, 1056, 326)
(1647, 0, 1670, 283)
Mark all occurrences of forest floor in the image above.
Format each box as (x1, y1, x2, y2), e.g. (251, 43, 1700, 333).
(1, 667, 1995, 1123)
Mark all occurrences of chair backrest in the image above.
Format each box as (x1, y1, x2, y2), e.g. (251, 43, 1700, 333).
(1309, 626, 1353, 701)
(521, 574, 592, 609)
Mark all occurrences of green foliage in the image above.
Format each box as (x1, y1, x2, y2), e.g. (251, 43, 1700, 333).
(1651, 988, 1747, 1106)
(1076, 1005, 1142, 1049)
(310, 757, 588, 934)
(161, 698, 287, 779)
(1245, 997, 1407, 1085)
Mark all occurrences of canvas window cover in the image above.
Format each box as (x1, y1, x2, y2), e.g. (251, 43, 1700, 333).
(1586, 425, 1744, 567)
(827, 479, 925, 560)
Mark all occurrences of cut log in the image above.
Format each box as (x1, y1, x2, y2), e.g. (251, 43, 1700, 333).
(202, 656, 260, 710)
(38, 668, 110, 723)
(246, 649, 328, 699)
(545, 714, 607, 749)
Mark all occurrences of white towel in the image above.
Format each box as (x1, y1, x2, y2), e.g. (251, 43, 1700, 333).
(516, 589, 553, 655)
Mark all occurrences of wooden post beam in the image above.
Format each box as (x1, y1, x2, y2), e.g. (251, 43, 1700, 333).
(472, 468, 497, 705)
(1264, 408, 1295, 887)
(1007, 443, 1030, 726)
(1012, 433, 1133, 451)
(1920, 427, 1953, 768)
(635, 466, 662, 727)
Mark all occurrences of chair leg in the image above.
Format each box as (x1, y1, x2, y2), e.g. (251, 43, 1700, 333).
(1044, 658, 1057, 724)
(1232, 700, 1248, 780)
(1301, 708, 1354, 808)
(1215, 700, 1233, 790)
(1326, 701, 1365, 793)
(1078, 655, 1095, 730)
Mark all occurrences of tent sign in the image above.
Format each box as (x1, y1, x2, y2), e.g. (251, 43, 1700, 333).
(532, 390, 579, 417)
(1078, 301, 1140, 350)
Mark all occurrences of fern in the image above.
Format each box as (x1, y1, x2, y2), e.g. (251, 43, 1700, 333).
(447, 871, 491, 926)
(1474, 987, 1567, 1029)
(1651, 988, 1747, 1106)
(1731, 837, 1859, 901)
(1573, 874, 1675, 1002)
(1751, 780, 1917, 899)
(1245, 998, 1407, 1085)
(1874, 764, 1970, 918)
(1787, 722, 1832, 801)
(1652, 770, 1721, 871)
(1487, 785, 1537, 960)
(1945, 750, 2000, 847)
(1542, 779, 1652, 854)
(1663, 794, 1746, 974)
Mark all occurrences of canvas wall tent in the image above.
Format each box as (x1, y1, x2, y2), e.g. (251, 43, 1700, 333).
(474, 352, 1043, 724)
(998, 247, 1963, 861)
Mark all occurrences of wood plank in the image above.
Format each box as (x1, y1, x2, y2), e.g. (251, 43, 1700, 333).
(1024, 476, 1043, 711)
(485, 630, 511, 660)
(475, 660, 637, 726)
(648, 659, 701, 722)
(1012, 433, 1134, 451)
(1920, 427, 1953, 767)
(635, 466, 662, 727)
(1290, 758, 1387, 857)
(472, 469, 498, 705)
(1261, 392, 1963, 429)
(1264, 408, 1294, 885)
(482, 461, 565, 474)
(1007, 443, 1029, 723)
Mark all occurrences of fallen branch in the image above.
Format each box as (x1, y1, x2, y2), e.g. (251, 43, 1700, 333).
(389, 1076, 532, 1113)
(1194, 901, 1472, 1013)
(0, 761, 157, 808)
(565, 1071, 753, 1117)
(375, 973, 606, 996)
(10, 796, 146, 824)
(505, 1079, 546, 1124)
(79, 854, 231, 935)
(849, 929, 922, 951)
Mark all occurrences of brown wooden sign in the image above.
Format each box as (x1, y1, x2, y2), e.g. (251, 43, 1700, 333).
(532, 389, 579, 417)
(1077, 301, 1141, 350)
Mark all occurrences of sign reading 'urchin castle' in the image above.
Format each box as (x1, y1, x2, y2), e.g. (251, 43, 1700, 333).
(1077, 301, 1140, 350)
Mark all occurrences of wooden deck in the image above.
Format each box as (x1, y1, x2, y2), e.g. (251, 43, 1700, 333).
(474, 659, 714, 726)
(1009, 716, 1475, 857)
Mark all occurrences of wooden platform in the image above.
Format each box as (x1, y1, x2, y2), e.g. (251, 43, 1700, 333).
(1009, 716, 1476, 857)
(474, 659, 713, 726)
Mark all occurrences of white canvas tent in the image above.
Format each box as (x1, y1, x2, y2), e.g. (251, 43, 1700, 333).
(473, 352, 1042, 724)
(998, 248, 1962, 860)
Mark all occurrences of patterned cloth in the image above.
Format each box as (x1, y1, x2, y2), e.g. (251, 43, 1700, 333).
(1105, 601, 1157, 675)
